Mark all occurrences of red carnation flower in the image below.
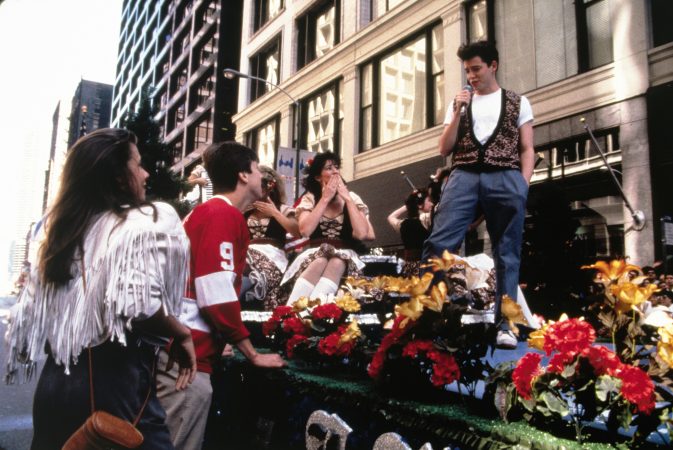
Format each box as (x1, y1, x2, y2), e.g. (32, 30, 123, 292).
(312, 303, 344, 321)
(402, 340, 435, 358)
(617, 364, 655, 414)
(547, 351, 578, 374)
(317, 332, 354, 356)
(282, 317, 307, 335)
(286, 334, 308, 358)
(271, 305, 293, 320)
(367, 317, 411, 380)
(513, 353, 543, 400)
(262, 319, 278, 336)
(428, 352, 460, 386)
(582, 345, 623, 376)
(544, 319, 596, 356)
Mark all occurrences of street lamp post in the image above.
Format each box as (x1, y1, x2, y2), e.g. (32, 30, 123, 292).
(223, 68, 302, 199)
(581, 117, 645, 231)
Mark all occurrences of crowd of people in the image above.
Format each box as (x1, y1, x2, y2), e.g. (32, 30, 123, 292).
(6, 40, 542, 449)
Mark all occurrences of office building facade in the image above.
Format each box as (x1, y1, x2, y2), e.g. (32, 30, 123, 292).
(110, 0, 243, 173)
(229, 0, 673, 267)
(67, 80, 113, 148)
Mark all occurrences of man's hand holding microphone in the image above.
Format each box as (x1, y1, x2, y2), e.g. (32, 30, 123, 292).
(455, 84, 474, 116)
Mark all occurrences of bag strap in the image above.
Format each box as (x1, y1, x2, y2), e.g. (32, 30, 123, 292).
(81, 258, 155, 425)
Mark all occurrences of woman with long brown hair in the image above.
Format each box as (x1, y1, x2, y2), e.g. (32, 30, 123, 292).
(6, 128, 196, 449)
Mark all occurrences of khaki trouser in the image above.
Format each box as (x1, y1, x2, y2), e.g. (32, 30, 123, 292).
(156, 349, 212, 450)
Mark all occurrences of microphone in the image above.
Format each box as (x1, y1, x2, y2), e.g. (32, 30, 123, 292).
(459, 84, 473, 115)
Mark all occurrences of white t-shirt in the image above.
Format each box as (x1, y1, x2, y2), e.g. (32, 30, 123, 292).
(443, 88, 533, 145)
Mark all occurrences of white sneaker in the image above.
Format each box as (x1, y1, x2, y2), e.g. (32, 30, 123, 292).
(496, 330, 517, 349)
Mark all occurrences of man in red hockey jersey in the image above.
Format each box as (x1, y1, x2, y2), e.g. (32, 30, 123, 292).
(156, 141, 285, 449)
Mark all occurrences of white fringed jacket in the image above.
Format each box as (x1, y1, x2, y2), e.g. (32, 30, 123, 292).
(5, 202, 190, 382)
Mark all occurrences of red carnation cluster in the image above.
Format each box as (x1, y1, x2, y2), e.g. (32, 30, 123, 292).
(617, 364, 655, 414)
(368, 316, 409, 379)
(263, 305, 295, 336)
(400, 339, 460, 387)
(282, 317, 307, 335)
(286, 334, 309, 358)
(317, 327, 356, 357)
(543, 318, 596, 356)
(427, 351, 460, 387)
(547, 351, 577, 374)
(582, 345, 622, 376)
(513, 353, 543, 400)
(311, 303, 343, 321)
(401, 340, 434, 358)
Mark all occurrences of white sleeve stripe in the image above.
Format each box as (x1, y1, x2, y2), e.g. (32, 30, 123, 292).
(179, 299, 211, 333)
(195, 271, 238, 308)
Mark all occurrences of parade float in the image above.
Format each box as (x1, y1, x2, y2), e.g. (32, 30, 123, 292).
(206, 255, 673, 450)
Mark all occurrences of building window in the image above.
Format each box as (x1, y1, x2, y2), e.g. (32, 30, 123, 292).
(364, 0, 408, 24)
(302, 82, 340, 154)
(297, 0, 341, 70)
(531, 128, 620, 183)
(576, 0, 613, 71)
(195, 71, 216, 109)
(360, 24, 443, 151)
(253, 0, 284, 32)
(249, 35, 281, 102)
(248, 117, 279, 167)
(465, 0, 492, 43)
(193, 114, 213, 149)
(650, 0, 673, 47)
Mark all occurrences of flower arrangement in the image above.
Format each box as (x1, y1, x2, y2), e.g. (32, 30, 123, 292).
(262, 295, 366, 367)
(498, 314, 660, 444)
(365, 256, 499, 397)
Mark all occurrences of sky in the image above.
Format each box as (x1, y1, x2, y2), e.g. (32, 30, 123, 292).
(0, 0, 123, 291)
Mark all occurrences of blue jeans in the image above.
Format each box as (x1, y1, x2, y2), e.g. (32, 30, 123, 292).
(32, 335, 174, 450)
(423, 168, 528, 329)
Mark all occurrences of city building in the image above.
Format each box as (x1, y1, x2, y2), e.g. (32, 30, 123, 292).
(110, 0, 243, 174)
(228, 0, 673, 267)
(67, 79, 113, 148)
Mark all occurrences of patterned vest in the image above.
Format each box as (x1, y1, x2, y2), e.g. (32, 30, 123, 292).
(453, 89, 521, 170)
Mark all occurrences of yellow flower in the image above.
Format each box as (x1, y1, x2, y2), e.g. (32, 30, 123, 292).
(395, 296, 424, 328)
(581, 260, 641, 286)
(417, 282, 448, 313)
(527, 323, 548, 351)
(422, 250, 461, 272)
(291, 297, 321, 313)
(500, 295, 529, 336)
(657, 323, 673, 367)
(345, 276, 370, 288)
(338, 320, 362, 345)
(335, 294, 361, 313)
(609, 282, 659, 314)
(401, 272, 434, 297)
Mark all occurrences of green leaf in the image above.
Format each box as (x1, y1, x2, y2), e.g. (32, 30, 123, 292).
(539, 391, 570, 416)
(561, 359, 579, 379)
(595, 375, 621, 403)
(520, 394, 537, 413)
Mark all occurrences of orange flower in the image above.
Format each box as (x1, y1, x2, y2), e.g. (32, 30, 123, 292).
(609, 282, 659, 314)
(581, 260, 641, 286)
(394, 297, 424, 328)
(400, 272, 433, 297)
(657, 323, 673, 367)
(422, 250, 461, 272)
(417, 282, 448, 313)
(527, 322, 548, 351)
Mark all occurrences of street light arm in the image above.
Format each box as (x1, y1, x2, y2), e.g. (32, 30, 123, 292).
(223, 68, 299, 107)
(223, 68, 302, 199)
(580, 117, 645, 231)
